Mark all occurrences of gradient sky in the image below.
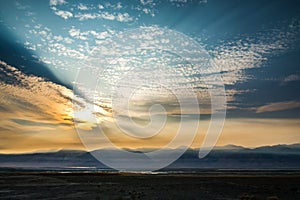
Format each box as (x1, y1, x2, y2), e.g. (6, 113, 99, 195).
(0, 0, 299, 153)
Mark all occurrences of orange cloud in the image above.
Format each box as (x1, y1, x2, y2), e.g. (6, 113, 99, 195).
(0, 61, 85, 153)
(255, 100, 300, 113)
(1, 61, 300, 153)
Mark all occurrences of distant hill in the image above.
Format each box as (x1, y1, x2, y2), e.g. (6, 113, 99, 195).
(248, 144, 300, 154)
(169, 144, 300, 169)
(0, 144, 300, 171)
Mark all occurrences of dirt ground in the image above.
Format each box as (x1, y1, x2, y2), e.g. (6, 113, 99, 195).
(0, 171, 300, 199)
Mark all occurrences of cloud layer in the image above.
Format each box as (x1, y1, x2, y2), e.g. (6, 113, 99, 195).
(255, 101, 300, 113)
(0, 61, 83, 153)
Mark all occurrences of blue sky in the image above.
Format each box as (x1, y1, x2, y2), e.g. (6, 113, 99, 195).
(0, 0, 299, 153)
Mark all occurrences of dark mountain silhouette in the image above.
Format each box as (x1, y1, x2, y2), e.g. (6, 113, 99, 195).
(169, 144, 300, 169)
(0, 144, 300, 171)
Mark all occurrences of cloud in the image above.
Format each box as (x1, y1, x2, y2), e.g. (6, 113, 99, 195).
(48, 42, 86, 58)
(169, 0, 208, 7)
(140, 0, 154, 5)
(74, 13, 99, 21)
(22, 13, 299, 115)
(68, 27, 110, 41)
(23, 24, 83, 61)
(49, 0, 73, 20)
(54, 10, 73, 19)
(0, 60, 90, 153)
(0, 61, 118, 153)
(0, 61, 74, 126)
(78, 3, 88, 10)
(98, 4, 104, 9)
(74, 12, 133, 22)
(16, 1, 30, 10)
(49, 1, 134, 22)
(1, 60, 299, 153)
(68, 27, 81, 37)
(116, 12, 133, 22)
(67, 23, 299, 123)
(78, 23, 298, 91)
(49, 0, 66, 6)
(48, 1, 157, 22)
(115, 2, 123, 10)
(283, 74, 300, 83)
(255, 101, 300, 113)
(169, 0, 207, 3)
(208, 20, 300, 87)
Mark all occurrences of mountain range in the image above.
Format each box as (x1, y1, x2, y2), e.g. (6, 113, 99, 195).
(1, 144, 300, 171)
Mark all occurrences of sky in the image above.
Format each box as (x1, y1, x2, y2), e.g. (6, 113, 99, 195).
(0, 0, 299, 154)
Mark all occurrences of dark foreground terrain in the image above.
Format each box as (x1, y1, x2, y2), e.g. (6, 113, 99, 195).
(1, 171, 300, 200)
